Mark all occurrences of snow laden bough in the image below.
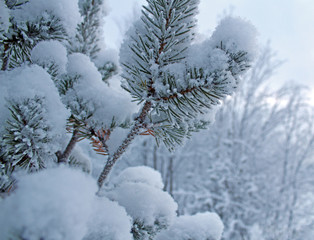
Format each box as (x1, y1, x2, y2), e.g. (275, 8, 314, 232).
(97, 0, 257, 187)
(0, 165, 222, 240)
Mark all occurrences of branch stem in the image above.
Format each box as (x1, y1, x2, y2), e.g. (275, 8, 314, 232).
(97, 101, 152, 189)
(57, 129, 79, 163)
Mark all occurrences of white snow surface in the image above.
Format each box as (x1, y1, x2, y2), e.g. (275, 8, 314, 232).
(83, 196, 133, 240)
(0, 0, 10, 37)
(155, 212, 224, 240)
(113, 166, 164, 189)
(66, 53, 136, 129)
(210, 16, 258, 60)
(0, 167, 97, 240)
(31, 40, 68, 75)
(12, 0, 81, 36)
(187, 45, 229, 74)
(107, 181, 177, 226)
(0, 65, 69, 146)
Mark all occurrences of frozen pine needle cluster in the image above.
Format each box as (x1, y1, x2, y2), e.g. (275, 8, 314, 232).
(98, 0, 257, 187)
(0, 0, 258, 239)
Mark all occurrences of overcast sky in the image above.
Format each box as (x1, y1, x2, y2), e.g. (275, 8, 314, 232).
(103, 0, 314, 97)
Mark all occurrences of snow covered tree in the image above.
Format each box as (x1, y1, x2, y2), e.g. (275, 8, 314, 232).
(0, 0, 257, 190)
(0, 0, 259, 238)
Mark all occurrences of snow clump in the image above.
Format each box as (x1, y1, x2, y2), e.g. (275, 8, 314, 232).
(0, 167, 97, 240)
(65, 53, 136, 130)
(210, 16, 258, 60)
(31, 40, 68, 75)
(107, 166, 178, 238)
(113, 166, 164, 189)
(83, 196, 133, 240)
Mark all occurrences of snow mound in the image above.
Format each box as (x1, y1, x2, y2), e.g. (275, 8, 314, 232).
(210, 16, 258, 60)
(114, 166, 164, 189)
(107, 181, 177, 227)
(0, 167, 97, 240)
(31, 40, 68, 75)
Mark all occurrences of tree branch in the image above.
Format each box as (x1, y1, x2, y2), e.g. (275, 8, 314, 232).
(97, 101, 152, 189)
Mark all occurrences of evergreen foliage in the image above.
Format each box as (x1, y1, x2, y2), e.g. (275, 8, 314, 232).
(1, 9, 66, 70)
(120, 0, 254, 150)
(71, 0, 104, 59)
(70, 0, 117, 82)
(1, 96, 52, 173)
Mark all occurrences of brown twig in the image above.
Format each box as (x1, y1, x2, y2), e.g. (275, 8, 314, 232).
(91, 128, 111, 155)
(56, 129, 79, 163)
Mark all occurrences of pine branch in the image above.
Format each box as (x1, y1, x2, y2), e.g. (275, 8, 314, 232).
(2, 97, 50, 172)
(1, 14, 66, 69)
(99, 0, 256, 185)
(97, 0, 195, 187)
(97, 101, 152, 188)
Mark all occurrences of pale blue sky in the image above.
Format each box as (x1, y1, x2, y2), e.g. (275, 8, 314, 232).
(103, 0, 314, 94)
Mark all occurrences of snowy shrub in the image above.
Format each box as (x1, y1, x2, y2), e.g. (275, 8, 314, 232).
(107, 167, 178, 240)
(155, 212, 224, 240)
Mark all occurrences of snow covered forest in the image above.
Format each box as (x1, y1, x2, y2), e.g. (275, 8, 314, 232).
(0, 0, 313, 239)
